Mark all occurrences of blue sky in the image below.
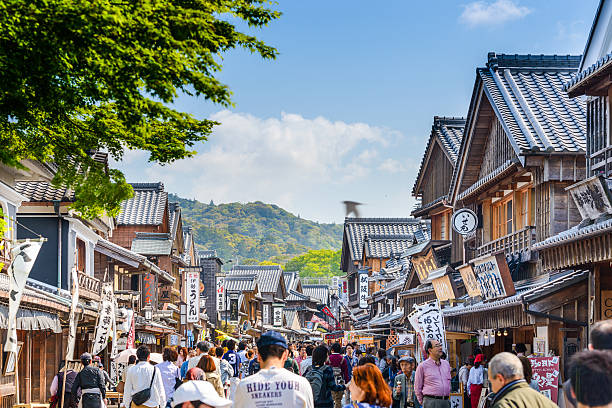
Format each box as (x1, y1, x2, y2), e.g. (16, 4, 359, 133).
(116, 0, 599, 223)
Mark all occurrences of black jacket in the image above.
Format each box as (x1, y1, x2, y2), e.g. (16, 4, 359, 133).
(71, 365, 106, 408)
(312, 365, 345, 408)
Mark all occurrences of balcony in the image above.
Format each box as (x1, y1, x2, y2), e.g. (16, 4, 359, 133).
(78, 270, 101, 301)
(590, 145, 612, 178)
(475, 226, 536, 261)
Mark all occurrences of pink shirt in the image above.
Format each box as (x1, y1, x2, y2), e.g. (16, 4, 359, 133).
(414, 357, 451, 404)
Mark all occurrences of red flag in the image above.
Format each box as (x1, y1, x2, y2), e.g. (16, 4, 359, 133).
(126, 310, 135, 349)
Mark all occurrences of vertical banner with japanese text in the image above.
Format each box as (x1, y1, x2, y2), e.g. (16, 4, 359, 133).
(415, 300, 447, 353)
(229, 295, 239, 324)
(216, 276, 225, 312)
(142, 272, 156, 307)
(92, 282, 115, 355)
(66, 266, 80, 360)
(273, 304, 283, 327)
(358, 269, 368, 309)
(186, 271, 199, 323)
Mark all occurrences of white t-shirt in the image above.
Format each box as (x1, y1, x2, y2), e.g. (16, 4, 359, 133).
(233, 366, 314, 408)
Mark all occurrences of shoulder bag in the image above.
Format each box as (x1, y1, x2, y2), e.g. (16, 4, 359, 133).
(132, 367, 156, 405)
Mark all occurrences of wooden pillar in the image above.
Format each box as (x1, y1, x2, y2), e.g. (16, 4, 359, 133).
(39, 333, 47, 403)
(25, 331, 31, 404)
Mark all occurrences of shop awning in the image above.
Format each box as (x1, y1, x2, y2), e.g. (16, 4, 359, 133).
(0, 305, 61, 333)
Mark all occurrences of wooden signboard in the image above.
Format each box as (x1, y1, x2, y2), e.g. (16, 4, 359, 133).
(458, 264, 482, 298)
(472, 253, 515, 300)
(159, 285, 172, 302)
(567, 175, 612, 221)
(412, 248, 439, 283)
(602, 291, 612, 319)
(429, 266, 459, 301)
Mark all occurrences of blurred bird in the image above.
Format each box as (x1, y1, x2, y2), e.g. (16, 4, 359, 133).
(342, 201, 362, 218)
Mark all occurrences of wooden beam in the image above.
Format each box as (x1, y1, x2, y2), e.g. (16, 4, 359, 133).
(513, 176, 531, 183)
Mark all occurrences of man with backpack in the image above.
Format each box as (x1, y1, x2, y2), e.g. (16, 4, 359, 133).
(327, 343, 349, 408)
(306, 345, 346, 408)
(221, 339, 241, 400)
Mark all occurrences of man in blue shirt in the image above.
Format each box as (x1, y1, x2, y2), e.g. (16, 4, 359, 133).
(222, 339, 241, 400)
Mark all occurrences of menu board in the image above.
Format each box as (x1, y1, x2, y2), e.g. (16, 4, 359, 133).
(528, 356, 560, 403)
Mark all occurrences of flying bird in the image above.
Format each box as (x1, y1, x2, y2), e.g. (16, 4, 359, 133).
(342, 201, 363, 218)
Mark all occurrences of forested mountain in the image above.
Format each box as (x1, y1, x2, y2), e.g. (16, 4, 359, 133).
(169, 194, 343, 268)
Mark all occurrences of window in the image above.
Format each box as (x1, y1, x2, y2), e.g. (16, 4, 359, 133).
(440, 213, 447, 240)
(76, 238, 86, 273)
(492, 196, 513, 240)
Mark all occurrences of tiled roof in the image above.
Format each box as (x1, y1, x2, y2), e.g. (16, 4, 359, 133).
(363, 234, 416, 258)
(283, 272, 300, 292)
(565, 52, 612, 96)
(200, 250, 219, 259)
(284, 309, 297, 326)
(368, 308, 404, 327)
(117, 182, 167, 225)
(287, 289, 310, 302)
(457, 159, 519, 201)
(229, 265, 284, 294)
(534, 217, 612, 250)
(522, 270, 588, 302)
(168, 202, 181, 240)
(14, 181, 74, 202)
(131, 232, 173, 256)
(343, 218, 431, 263)
(412, 117, 465, 196)
(399, 283, 435, 297)
(182, 226, 193, 264)
(412, 195, 449, 217)
(302, 284, 329, 304)
(479, 53, 585, 154)
(224, 275, 258, 292)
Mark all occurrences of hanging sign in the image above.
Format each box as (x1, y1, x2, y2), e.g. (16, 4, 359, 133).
(159, 285, 172, 302)
(472, 253, 515, 300)
(126, 309, 135, 349)
(451, 208, 478, 235)
(66, 266, 80, 360)
(4, 239, 43, 353)
(567, 175, 612, 221)
(358, 269, 369, 308)
(273, 304, 283, 327)
(229, 295, 239, 324)
(263, 303, 271, 325)
(430, 266, 458, 302)
(397, 333, 415, 345)
(92, 282, 115, 355)
(528, 356, 560, 403)
(602, 290, 612, 319)
(186, 271, 200, 323)
(342, 280, 348, 304)
(412, 248, 439, 283)
(142, 272, 156, 306)
(458, 264, 482, 298)
(412, 300, 447, 354)
(216, 276, 225, 312)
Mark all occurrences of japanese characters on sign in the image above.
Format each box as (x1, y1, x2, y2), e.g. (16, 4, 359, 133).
(186, 271, 200, 323)
(142, 272, 156, 306)
(567, 175, 612, 221)
(397, 333, 414, 345)
(92, 282, 115, 355)
(528, 356, 560, 403)
(412, 248, 439, 283)
(358, 269, 369, 309)
(342, 280, 348, 304)
(409, 300, 447, 355)
(451, 208, 478, 235)
(263, 303, 271, 325)
(273, 304, 283, 327)
(471, 253, 515, 301)
(429, 266, 458, 302)
(216, 275, 225, 312)
(229, 295, 239, 323)
(458, 264, 482, 298)
(602, 290, 612, 319)
(159, 285, 172, 302)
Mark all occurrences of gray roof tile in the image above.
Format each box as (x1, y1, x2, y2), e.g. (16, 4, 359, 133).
(534, 217, 612, 250)
(229, 265, 284, 294)
(565, 52, 612, 96)
(224, 275, 258, 292)
(343, 218, 431, 262)
(14, 181, 74, 202)
(302, 284, 329, 304)
(131, 232, 173, 256)
(117, 182, 168, 225)
(363, 234, 417, 258)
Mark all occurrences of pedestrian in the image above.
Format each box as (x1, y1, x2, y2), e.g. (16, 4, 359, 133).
(157, 347, 181, 405)
(564, 319, 612, 408)
(181, 350, 196, 379)
(301, 344, 314, 376)
(344, 363, 392, 408)
(514, 344, 527, 357)
(569, 350, 612, 408)
(285, 347, 301, 374)
(327, 342, 349, 408)
(296, 345, 307, 372)
(122, 346, 166, 408)
(392, 356, 418, 408)
(70, 353, 106, 408)
(248, 347, 261, 376)
(237, 341, 249, 378)
(50, 361, 78, 408)
(234, 331, 314, 408)
(184, 367, 205, 381)
(214, 347, 233, 397)
(221, 339, 240, 399)
(359, 355, 377, 366)
(383, 357, 399, 388)
(414, 340, 451, 408)
(517, 356, 539, 391)
(457, 359, 472, 396)
(176, 347, 188, 368)
(487, 352, 555, 408)
(187, 342, 209, 370)
(377, 349, 388, 373)
(305, 345, 345, 408)
(467, 354, 485, 408)
(195, 354, 224, 398)
(170, 380, 232, 408)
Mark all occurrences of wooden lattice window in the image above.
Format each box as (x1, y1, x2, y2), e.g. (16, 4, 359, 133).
(587, 96, 611, 177)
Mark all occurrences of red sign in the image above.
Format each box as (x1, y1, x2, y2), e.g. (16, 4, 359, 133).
(321, 306, 337, 321)
(126, 312, 135, 349)
(528, 356, 560, 403)
(143, 273, 155, 305)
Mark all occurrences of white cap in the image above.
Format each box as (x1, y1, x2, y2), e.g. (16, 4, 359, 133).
(171, 381, 232, 408)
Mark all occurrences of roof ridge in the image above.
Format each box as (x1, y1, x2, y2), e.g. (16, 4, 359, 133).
(233, 265, 282, 270)
(365, 234, 415, 240)
(344, 217, 424, 223)
(129, 182, 165, 191)
(433, 116, 467, 128)
(487, 52, 581, 70)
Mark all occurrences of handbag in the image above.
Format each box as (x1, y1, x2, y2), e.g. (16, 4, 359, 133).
(132, 368, 156, 405)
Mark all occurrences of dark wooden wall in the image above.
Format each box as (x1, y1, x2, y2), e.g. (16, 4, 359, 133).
(421, 143, 453, 204)
(479, 117, 516, 178)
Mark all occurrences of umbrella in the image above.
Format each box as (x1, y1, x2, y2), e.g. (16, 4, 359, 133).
(149, 353, 163, 364)
(114, 348, 137, 363)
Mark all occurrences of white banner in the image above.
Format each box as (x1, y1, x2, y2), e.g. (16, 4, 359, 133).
(263, 303, 270, 325)
(110, 296, 118, 358)
(5, 240, 44, 353)
(358, 270, 368, 309)
(216, 276, 225, 312)
(186, 272, 199, 323)
(92, 282, 114, 356)
(126, 309, 135, 349)
(273, 305, 283, 327)
(398, 333, 415, 345)
(66, 266, 79, 360)
(415, 300, 447, 353)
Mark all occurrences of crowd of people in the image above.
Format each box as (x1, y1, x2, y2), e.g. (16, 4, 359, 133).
(48, 320, 612, 408)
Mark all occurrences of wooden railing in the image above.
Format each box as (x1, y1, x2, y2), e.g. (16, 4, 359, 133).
(475, 226, 536, 260)
(78, 270, 101, 301)
(589, 145, 612, 178)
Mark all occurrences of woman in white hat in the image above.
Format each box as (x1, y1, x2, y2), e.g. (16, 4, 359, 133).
(171, 381, 232, 408)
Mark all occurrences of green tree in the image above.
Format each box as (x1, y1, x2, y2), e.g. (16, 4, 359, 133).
(0, 0, 280, 218)
(284, 249, 342, 277)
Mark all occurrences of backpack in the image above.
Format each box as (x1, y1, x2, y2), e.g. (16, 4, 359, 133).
(332, 365, 344, 386)
(305, 366, 326, 402)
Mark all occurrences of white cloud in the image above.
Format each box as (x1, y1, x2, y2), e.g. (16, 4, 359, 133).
(378, 158, 408, 174)
(460, 0, 531, 27)
(125, 110, 406, 221)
